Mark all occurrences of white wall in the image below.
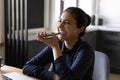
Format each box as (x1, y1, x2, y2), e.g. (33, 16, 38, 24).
(54, 0, 120, 27)
(78, 0, 95, 16)
(64, 0, 77, 10)
(99, 0, 120, 26)
(48, 0, 56, 32)
(0, 0, 5, 60)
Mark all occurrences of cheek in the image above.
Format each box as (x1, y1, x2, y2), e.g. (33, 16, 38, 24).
(66, 27, 76, 33)
(67, 28, 80, 36)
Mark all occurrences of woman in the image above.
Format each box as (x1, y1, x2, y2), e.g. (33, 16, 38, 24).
(23, 7, 95, 80)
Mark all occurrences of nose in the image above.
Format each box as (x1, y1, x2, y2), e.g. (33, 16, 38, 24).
(57, 21, 64, 29)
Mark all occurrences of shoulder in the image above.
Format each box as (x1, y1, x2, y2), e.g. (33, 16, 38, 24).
(78, 40, 92, 49)
(78, 40, 94, 55)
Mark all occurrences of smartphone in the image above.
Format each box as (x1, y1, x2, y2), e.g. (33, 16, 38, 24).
(41, 33, 60, 38)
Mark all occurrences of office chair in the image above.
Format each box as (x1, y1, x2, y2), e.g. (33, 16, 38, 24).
(93, 51, 110, 80)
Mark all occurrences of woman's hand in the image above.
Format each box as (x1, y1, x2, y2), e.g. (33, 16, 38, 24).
(52, 74, 59, 80)
(36, 32, 62, 60)
(36, 32, 59, 48)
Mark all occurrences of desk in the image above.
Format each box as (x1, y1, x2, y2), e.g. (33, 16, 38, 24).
(0, 65, 39, 80)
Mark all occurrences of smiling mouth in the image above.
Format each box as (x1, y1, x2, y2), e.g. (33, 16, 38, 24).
(59, 31, 65, 34)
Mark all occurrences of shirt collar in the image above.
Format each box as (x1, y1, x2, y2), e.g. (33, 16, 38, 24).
(61, 39, 82, 54)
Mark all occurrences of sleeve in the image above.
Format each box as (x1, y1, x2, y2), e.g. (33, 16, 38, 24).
(54, 47, 94, 80)
(22, 46, 55, 80)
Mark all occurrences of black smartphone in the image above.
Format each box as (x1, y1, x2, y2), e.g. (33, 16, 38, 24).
(41, 33, 60, 38)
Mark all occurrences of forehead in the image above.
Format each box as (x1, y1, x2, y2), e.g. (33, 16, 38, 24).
(60, 12, 75, 21)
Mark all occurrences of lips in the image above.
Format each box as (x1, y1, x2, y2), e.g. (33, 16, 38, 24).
(59, 31, 65, 34)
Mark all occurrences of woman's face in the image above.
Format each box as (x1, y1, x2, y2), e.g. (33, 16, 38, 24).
(57, 12, 82, 41)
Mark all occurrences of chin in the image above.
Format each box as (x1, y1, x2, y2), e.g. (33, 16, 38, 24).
(58, 35, 64, 40)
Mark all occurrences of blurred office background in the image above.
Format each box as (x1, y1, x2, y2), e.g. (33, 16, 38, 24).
(0, 0, 120, 79)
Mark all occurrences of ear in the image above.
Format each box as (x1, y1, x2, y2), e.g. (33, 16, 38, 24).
(78, 26, 85, 33)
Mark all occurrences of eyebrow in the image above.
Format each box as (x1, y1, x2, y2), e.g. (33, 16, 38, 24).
(64, 19, 71, 22)
(59, 18, 72, 22)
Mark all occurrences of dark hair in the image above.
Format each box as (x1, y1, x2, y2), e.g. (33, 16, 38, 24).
(64, 7, 91, 36)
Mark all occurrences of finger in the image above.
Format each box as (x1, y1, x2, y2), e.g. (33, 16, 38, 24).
(36, 32, 40, 40)
(51, 32, 55, 37)
(36, 32, 44, 42)
(51, 32, 58, 39)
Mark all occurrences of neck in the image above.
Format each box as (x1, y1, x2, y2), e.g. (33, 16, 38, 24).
(64, 38, 79, 49)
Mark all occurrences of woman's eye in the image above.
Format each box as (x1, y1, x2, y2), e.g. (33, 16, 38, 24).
(64, 21, 70, 24)
(58, 19, 70, 25)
